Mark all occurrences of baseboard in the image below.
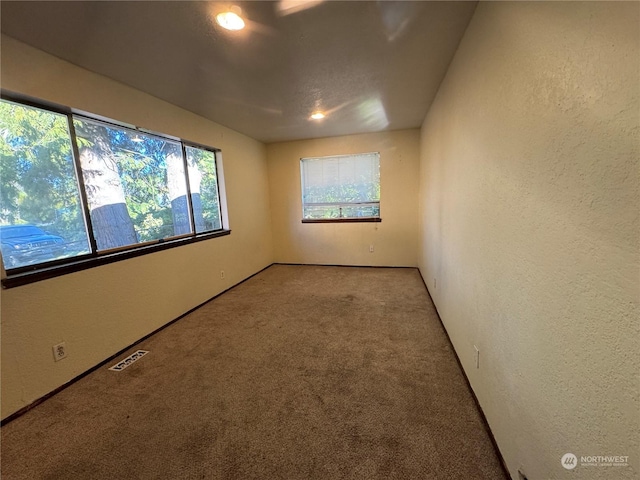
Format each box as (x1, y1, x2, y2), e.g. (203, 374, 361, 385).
(273, 262, 418, 269)
(417, 269, 512, 480)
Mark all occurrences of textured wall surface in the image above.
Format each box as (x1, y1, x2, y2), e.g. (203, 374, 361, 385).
(0, 36, 274, 419)
(418, 2, 639, 479)
(267, 130, 420, 267)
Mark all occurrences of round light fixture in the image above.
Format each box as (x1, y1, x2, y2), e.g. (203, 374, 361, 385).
(216, 11, 245, 31)
(310, 112, 325, 120)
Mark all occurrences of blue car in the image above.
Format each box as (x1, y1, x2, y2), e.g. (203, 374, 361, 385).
(0, 224, 66, 269)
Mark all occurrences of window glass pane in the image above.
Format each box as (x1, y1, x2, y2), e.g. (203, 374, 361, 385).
(73, 117, 190, 250)
(184, 146, 222, 233)
(0, 101, 91, 269)
(301, 152, 380, 219)
(302, 203, 380, 219)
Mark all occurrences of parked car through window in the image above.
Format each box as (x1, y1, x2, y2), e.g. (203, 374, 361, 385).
(0, 225, 66, 268)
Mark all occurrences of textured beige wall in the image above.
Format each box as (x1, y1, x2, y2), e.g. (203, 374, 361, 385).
(267, 130, 419, 267)
(418, 2, 639, 479)
(0, 36, 274, 419)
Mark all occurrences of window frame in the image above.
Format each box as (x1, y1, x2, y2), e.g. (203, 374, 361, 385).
(0, 91, 230, 288)
(182, 142, 225, 234)
(300, 152, 381, 224)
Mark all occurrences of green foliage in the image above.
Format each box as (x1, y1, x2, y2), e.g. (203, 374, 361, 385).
(111, 138, 177, 242)
(186, 147, 221, 231)
(302, 178, 380, 219)
(304, 181, 379, 204)
(0, 101, 89, 247)
(1, 101, 224, 257)
(74, 119, 222, 242)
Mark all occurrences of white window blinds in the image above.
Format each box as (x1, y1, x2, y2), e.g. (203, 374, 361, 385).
(300, 152, 380, 220)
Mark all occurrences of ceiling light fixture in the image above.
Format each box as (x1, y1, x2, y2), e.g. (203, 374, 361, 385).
(310, 112, 325, 120)
(216, 10, 245, 31)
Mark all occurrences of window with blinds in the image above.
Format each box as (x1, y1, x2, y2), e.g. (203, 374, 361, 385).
(300, 152, 380, 222)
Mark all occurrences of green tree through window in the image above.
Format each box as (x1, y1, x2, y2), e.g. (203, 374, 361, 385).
(0, 101, 90, 264)
(0, 97, 224, 271)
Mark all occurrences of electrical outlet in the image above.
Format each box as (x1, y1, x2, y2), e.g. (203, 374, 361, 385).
(53, 342, 67, 362)
(474, 345, 480, 369)
(369, 244, 374, 253)
(220, 270, 225, 279)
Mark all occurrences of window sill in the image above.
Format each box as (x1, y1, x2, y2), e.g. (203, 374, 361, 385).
(2, 229, 231, 288)
(301, 218, 381, 224)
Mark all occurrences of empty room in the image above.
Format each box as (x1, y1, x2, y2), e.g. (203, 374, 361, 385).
(0, 1, 637, 479)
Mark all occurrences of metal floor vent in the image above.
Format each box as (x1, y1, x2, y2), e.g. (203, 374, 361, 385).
(109, 350, 149, 371)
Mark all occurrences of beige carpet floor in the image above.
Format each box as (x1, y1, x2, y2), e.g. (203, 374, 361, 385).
(1, 265, 507, 479)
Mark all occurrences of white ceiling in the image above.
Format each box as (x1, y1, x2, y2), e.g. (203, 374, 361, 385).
(1, 1, 477, 143)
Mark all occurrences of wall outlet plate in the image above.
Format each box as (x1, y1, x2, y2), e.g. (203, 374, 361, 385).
(53, 342, 67, 361)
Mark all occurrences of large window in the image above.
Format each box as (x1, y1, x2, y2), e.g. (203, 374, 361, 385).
(300, 152, 380, 222)
(0, 96, 226, 280)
